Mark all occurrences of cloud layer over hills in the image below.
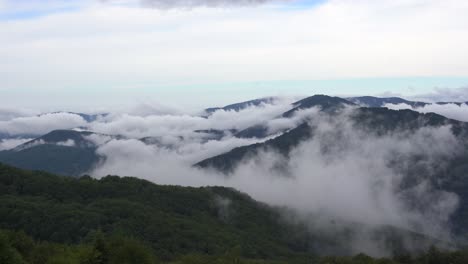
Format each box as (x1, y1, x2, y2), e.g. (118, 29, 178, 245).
(90, 107, 462, 256)
(1, 95, 468, 256)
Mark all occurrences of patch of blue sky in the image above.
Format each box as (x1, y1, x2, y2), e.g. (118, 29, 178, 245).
(0, 0, 83, 21)
(278, 0, 326, 10)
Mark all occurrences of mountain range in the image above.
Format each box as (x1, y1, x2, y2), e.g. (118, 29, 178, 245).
(2, 95, 468, 176)
(1, 94, 468, 261)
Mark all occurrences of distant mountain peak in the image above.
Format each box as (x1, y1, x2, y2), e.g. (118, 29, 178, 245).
(204, 97, 277, 115)
(282, 94, 355, 118)
(13, 130, 98, 151)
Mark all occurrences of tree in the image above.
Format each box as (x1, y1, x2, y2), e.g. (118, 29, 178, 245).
(0, 231, 25, 264)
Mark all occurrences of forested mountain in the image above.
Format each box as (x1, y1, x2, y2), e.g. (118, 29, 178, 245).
(0, 163, 465, 264)
(196, 123, 312, 172)
(195, 103, 468, 236)
(0, 130, 108, 176)
(0, 163, 312, 262)
(282, 95, 354, 118)
(197, 105, 468, 172)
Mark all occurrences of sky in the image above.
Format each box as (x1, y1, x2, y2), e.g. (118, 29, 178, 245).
(1, 0, 468, 111)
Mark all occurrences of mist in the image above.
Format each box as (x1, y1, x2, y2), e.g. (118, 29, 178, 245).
(89, 107, 462, 256)
(87, 97, 293, 138)
(0, 97, 464, 256)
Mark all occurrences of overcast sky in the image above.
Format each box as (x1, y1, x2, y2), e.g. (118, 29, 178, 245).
(1, 0, 468, 111)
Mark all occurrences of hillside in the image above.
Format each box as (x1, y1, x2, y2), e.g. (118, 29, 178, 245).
(0, 130, 107, 176)
(195, 105, 468, 236)
(196, 123, 312, 172)
(0, 163, 315, 262)
(0, 163, 456, 263)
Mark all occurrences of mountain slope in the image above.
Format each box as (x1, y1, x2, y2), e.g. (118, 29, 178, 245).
(196, 106, 468, 237)
(0, 130, 109, 176)
(0, 163, 313, 261)
(196, 123, 312, 172)
(199, 107, 468, 173)
(235, 95, 354, 139)
(0, 163, 451, 261)
(282, 95, 354, 118)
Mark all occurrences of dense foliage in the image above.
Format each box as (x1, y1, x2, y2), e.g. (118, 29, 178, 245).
(0, 163, 315, 262)
(1, 163, 467, 263)
(1, 228, 468, 264)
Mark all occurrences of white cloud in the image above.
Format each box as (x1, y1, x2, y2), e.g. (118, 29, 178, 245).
(0, 107, 39, 121)
(88, 98, 293, 138)
(266, 107, 320, 134)
(0, 138, 33, 151)
(84, 133, 114, 146)
(56, 139, 76, 147)
(1, 0, 467, 98)
(385, 102, 468, 122)
(0, 113, 87, 136)
(13, 139, 46, 151)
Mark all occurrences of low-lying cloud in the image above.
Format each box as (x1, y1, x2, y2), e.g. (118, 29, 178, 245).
(0, 113, 87, 137)
(0, 107, 38, 122)
(0, 138, 33, 151)
(385, 102, 468, 122)
(90, 109, 462, 256)
(88, 98, 293, 139)
(1, 98, 465, 256)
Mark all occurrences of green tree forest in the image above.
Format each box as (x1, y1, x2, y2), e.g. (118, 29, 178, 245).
(1, 163, 467, 264)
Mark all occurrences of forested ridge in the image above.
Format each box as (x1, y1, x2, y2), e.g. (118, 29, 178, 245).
(1, 163, 467, 264)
